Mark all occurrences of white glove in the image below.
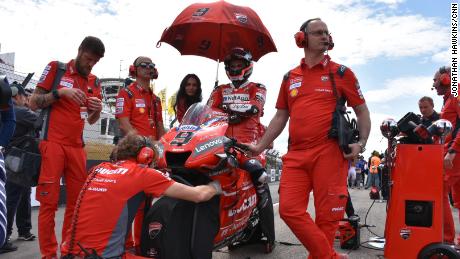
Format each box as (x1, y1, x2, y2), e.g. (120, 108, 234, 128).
(208, 180, 222, 195)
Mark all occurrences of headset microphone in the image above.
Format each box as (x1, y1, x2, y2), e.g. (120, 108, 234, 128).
(150, 68, 159, 80)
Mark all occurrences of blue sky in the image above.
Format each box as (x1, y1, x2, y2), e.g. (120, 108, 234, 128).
(0, 0, 455, 157)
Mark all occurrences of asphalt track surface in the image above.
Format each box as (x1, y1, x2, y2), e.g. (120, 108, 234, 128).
(8, 183, 460, 259)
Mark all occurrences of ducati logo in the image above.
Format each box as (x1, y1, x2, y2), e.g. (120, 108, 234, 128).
(148, 222, 163, 240)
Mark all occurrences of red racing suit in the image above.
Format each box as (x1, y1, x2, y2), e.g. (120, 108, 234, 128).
(208, 81, 266, 145)
(439, 93, 460, 243)
(208, 81, 267, 183)
(60, 160, 173, 258)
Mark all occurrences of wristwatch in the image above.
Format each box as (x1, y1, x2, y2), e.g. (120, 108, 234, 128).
(52, 89, 60, 100)
(448, 149, 457, 154)
(357, 141, 366, 153)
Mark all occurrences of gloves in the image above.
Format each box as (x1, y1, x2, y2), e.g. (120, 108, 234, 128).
(228, 114, 241, 124)
(208, 180, 222, 195)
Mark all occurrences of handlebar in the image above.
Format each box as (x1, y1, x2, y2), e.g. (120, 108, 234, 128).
(228, 138, 250, 154)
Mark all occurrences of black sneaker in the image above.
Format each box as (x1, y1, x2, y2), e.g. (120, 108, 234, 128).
(18, 232, 36, 241)
(0, 242, 18, 254)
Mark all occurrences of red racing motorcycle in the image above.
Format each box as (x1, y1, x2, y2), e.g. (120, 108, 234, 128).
(140, 103, 275, 259)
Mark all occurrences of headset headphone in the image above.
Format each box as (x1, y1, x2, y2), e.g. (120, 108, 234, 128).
(438, 66, 451, 87)
(129, 57, 159, 80)
(294, 18, 334, 50)
(136, 136, 155, 165)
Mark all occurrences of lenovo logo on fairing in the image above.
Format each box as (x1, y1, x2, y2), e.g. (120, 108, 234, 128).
(194, 138, 223, 154)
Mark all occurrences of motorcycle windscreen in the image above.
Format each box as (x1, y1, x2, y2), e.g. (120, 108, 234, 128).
(180, 103, 227, 128)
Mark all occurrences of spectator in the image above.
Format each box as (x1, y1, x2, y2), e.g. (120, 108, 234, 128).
(29, 36, 105, 258)
(355, 155, 366, 189)
(0, 83, 38, 254)
(0, 75, 15, 251)
(173, 74, 202, 124)
(248, 18, 371, 259)
(348, 159, 357, 188)
(366, 151, 381, 190)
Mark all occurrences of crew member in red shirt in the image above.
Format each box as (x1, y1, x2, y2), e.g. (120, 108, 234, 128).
(207, 47, 269, 200)
(60, 133, 221, 259)
(115, 56, 165, 249)
(432, 66, 460, 244)
(116, 56, 165, 141)
(249, 18, 371, 259)
(29, 36, 105, 259)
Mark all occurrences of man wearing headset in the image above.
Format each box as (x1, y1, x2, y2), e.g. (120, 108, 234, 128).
(248, 18, 371, 258)
(115, 56, 165, 251)
(432, 66, 460, 244)
(60, 133, 221, 259)
(116, 56, 165, 142)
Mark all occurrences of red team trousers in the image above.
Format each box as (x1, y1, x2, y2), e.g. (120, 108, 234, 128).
(444, 154, 460, 243)
(36, 141, 87, 258)
(279, 141, 348, 259)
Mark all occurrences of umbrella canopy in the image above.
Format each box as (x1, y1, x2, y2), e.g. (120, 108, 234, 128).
(158, 0, 277, 62)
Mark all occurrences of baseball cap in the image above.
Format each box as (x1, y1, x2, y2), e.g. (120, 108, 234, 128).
(11, 82, 28, 97)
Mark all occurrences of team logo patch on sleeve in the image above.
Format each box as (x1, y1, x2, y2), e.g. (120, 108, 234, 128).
(38, 64, 51, 83)
(355, 82, 364, 99)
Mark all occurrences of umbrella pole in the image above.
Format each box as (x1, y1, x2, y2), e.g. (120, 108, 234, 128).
(214, 59, 220, 88)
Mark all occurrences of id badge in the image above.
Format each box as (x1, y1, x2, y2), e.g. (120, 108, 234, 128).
(80, 106, 88, 119)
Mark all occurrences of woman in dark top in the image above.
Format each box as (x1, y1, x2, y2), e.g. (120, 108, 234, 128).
(174, 74, 202, 123)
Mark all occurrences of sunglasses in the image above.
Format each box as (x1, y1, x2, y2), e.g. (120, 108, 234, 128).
(137, 62, 156, 69)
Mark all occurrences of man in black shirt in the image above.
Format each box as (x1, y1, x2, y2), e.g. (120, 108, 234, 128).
(418, 96, 439, 127)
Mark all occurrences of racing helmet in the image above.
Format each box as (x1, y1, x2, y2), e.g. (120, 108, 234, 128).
(224, 47, 253, 83)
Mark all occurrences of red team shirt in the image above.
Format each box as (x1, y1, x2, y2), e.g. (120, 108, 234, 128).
(60, 160, 173, 257)
(37, 60, 101, 147)
(115, 82, 163, 139)
(441, 94, 460, 153)
(276, 56, 365, 150)
(208, 81, 266, 144)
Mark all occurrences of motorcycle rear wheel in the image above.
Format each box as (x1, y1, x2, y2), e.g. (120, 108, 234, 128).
(418, 243, 460, 259)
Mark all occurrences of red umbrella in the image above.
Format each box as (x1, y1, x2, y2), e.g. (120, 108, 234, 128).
(157, 0, 277, 62)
